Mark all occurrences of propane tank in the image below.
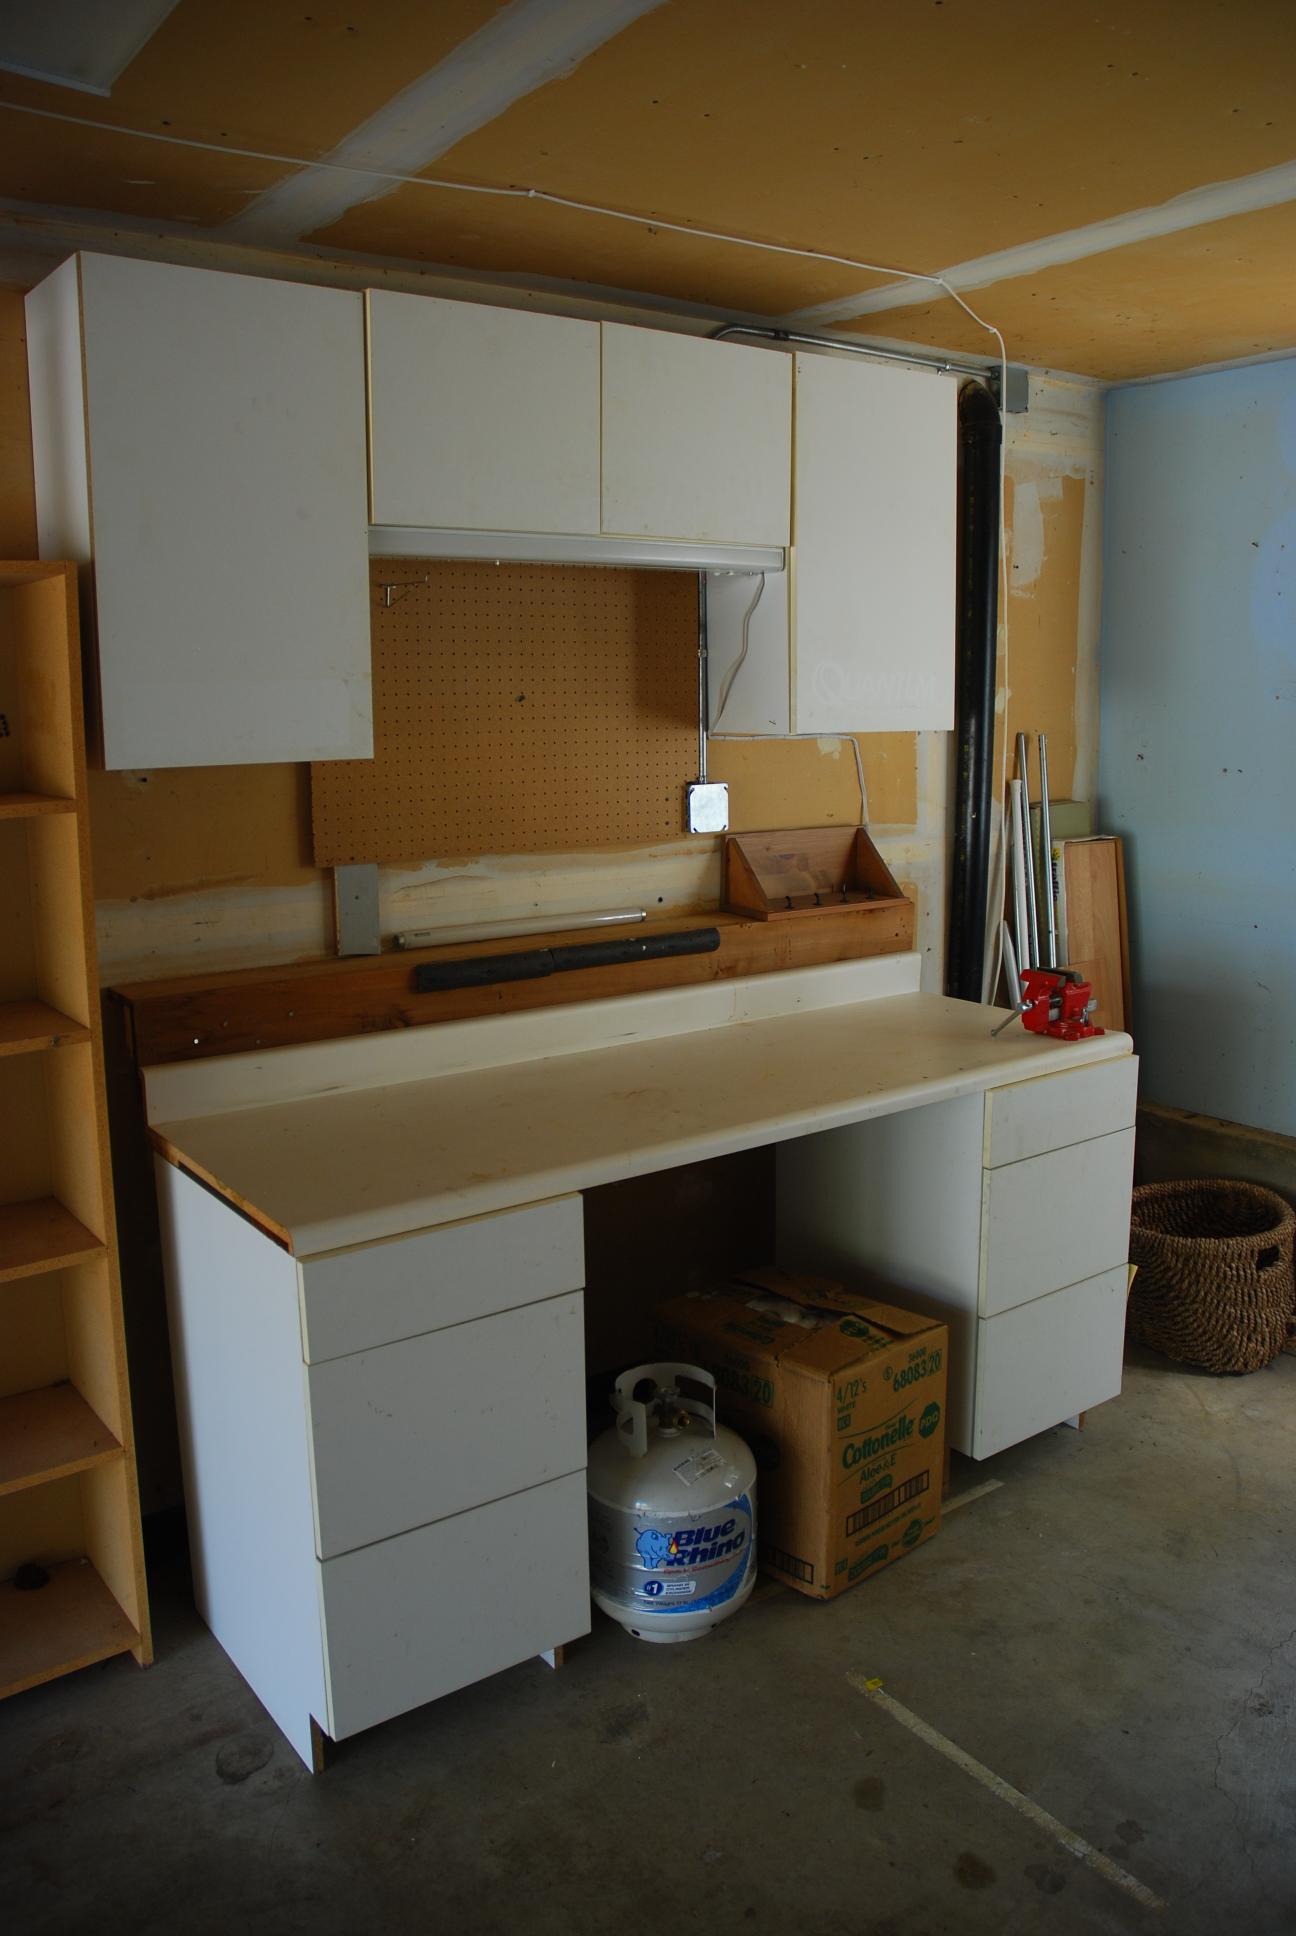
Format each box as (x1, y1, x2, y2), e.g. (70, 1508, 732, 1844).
(587, 1362, 757, 1643)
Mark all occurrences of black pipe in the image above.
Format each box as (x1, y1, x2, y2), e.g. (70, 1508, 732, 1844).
(946, 385, 1003, 1002)
(414, 927, 721, 993)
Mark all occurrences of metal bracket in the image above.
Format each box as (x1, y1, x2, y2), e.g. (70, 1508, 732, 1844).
(987, 364, 1030, 413)
(333, 863, 381, 956)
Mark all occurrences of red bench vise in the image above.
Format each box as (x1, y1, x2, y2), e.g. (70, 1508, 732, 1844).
(1019, 965, 1104, 1040)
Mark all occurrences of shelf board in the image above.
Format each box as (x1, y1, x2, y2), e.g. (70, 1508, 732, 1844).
(0, 1557, 139, 1698)
(0, 790, 77, 820)
(0, 1198, 105, 1284)
(0, 1001, 91, 1057)
(0, 1383, 122, 1496)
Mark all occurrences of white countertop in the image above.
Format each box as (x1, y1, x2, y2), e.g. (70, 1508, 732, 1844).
(146, 955, 1133, 1258)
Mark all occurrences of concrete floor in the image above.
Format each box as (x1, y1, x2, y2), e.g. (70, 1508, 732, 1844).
(3, 1345, 1295, 1936)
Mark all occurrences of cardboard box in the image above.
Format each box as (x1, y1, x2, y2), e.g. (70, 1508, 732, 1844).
(657, 1266, 948, 1600)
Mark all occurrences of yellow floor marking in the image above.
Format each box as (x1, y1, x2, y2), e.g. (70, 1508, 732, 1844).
(846, 1672, 1166, 1913)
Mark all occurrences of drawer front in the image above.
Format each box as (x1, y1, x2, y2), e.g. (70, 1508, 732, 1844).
(307, 1291, 586, 1558)
(319, 1471, 591, 1741)
(971, 1267, 1127, 1460)
(979, 1128, 1134, 1317)
(984, 1056, 1138, 1168)
(299, 1195, 583, 1361)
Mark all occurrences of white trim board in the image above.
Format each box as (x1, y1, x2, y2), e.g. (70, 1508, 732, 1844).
(783, 160, 1296, 329)
(221, 0, 668, 246)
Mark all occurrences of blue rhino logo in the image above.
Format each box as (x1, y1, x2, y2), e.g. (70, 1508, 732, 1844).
(635, 1527, 676, 1567)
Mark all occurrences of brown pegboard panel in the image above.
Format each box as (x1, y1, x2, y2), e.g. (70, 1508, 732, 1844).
(311, 561, 698, 865)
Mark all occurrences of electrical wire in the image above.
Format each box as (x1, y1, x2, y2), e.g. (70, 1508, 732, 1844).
(1, 95, 1010, 988)
(0, 97, 1009, 363)
(710, 731, 870, 829)
(709, 572, 765, 728)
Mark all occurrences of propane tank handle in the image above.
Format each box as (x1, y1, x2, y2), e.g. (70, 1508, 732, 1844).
(610, 1362, 718, 1459)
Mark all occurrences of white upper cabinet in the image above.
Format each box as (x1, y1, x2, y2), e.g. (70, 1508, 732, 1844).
(367, 292, 600, 535)
(601, 325, 791, 546)
(792, 351, 957, 734)
(26, 253, 372, 770)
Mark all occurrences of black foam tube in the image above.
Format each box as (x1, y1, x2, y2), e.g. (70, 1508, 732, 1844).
(414, 927, 722, 993)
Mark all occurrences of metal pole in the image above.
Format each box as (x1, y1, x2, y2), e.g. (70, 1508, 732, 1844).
(709, 324, 999, 395)
(1038, 733, 1057, 968)
(1015, 733, 1039, 968)
(1009, 778, 1029, 980)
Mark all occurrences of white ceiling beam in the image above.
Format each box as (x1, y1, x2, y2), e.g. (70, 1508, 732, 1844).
(0, 0, 179, 96)
(780, 159, 1296, 329)
(221, 0, 667, 247)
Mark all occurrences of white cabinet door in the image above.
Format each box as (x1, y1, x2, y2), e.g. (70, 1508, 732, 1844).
(792, 352, 957, 733)
(298, 1195, 584, 1362)
(306, 1292, 587, 1558)
(319, 1472, 590, 1741)
(367, 291, 600, 534)
(983, 1056, 1138, 1168)
(30, 253, 373, 770)
(601, 324, 791, 545)
(972, 1268, 1127, 1460)
(978, 1128, 1135, 1317)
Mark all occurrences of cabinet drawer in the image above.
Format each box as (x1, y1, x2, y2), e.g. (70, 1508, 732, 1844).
(984, 1056, 1138, 1168)
(318, 1471, 590, 1742)
(298, 1195, 584, 1362)
(306, 1292, 586, 1558)
(979, 1129, 1134, 1317)
(971, 1268, 1127, 1460)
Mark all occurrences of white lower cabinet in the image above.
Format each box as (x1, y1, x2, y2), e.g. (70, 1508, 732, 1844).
(319, 1474, 590, 1742)
(775, 1055, 1138, 1458)
(157, 1161, 589, 1770)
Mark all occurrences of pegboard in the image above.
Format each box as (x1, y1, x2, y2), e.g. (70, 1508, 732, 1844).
(311, 561, 699, 865)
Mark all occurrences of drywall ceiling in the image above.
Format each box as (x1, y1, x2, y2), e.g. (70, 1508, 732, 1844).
(0, 0, 1292, 380)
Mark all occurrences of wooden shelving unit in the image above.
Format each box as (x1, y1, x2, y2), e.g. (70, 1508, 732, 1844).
(0, 561, 150, 1696)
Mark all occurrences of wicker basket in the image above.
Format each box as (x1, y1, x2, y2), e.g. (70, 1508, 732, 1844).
(1128, 1179, 1296, 1374)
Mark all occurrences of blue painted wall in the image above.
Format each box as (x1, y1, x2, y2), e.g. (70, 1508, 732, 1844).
(1099, 359, 1296, 1137)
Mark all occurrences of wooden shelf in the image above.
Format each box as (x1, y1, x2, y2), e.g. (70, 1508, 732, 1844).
(0, 1557, 139, 1698)
(0, 560, 151, 1685)
(0, 1198, 105, 1284)
(0, 1384, 122, 1495)
(0, 791, 77, 820)
(0, 1001, 91, 1057)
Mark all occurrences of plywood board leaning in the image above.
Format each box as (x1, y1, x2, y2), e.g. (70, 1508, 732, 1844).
(1055, 836, 1131, 1032)
(311, 562, 698, 865)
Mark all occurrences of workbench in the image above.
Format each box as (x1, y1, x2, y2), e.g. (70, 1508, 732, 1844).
(147, 953, 1137, 1767)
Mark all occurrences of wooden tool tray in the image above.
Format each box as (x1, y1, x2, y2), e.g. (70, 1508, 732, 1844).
(723, 826, 913, 926)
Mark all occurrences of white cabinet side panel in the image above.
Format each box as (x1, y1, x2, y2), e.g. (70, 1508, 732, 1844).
(979, 1128, 1135, 1316)
(79, 254, 372, 768)
(705, 570, 791, 736)
(26, 258, 92, 564)
(320, 1472, 591, 1741)
(984, 1055, 1139, 1167)
(367, 292, 600, 534)
(793, 353, 957, 733)
(602, 325, 791, 546)
(776, 1094, 984, 1453)
(972, 1268, 1127, 1459)
(299, 1195, 584, 1362)
(155, 1160, 326, 1768)
(307, 1291, 587, 1558)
